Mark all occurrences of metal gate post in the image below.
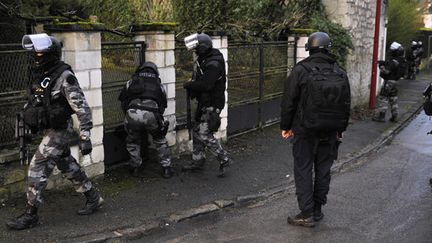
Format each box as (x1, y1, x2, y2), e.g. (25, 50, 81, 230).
(258, 42, 264, 129)
(293, 36, 299, 65)
(139, 41, 146, 66)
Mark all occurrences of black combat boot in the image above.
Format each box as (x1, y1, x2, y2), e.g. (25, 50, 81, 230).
(129, 166, 140, 178)
(162, 166, 173, 179)
(6, 204, 39, 230)
(390, 113, 398, 123)
(372, 112, 386, 122)
(77, 188, 104, 215)
(181, 159, 205, 171)
(313, 204, 324, 222)
(287, 211, 315, 227)
(217, 159, 231, 178)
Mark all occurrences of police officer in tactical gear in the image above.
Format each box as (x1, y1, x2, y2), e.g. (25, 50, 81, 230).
(118, 61, 173, 179)
(407, 41, 420, 79)
(373, 42, 406, 123)
(415, 41, 424, 73)
(182, 33, 231, 177)
(281, 31, 350, 227)
(7, 34, 103, 230)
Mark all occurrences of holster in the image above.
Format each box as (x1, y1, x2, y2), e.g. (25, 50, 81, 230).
(154, 113, 169, 138)
(201, 107, 221, 132)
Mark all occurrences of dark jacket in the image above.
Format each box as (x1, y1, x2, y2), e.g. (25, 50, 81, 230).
(379, 55, 405, 81)
(184, 48, 226, 114)
(280, 52, 340, 137)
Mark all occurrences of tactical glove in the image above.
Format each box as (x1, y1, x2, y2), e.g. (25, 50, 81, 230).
(79, 132, 92, 155)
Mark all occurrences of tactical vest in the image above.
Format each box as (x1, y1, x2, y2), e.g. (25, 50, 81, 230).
(23, 64, 75, 131)
(126, 72, 164, 109)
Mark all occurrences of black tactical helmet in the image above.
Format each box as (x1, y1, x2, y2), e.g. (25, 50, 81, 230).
(305, 32, 332, 51)
(22, 34, 62, 70)
(136, 61, 159, 75)
(389, 42, 404, 57)
(196, 33, 213, 55)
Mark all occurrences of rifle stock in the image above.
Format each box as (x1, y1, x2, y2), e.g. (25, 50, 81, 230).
(186, 90, 192, 140)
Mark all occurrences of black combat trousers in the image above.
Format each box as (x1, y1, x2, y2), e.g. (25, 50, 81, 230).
(292, 135, 339, 214)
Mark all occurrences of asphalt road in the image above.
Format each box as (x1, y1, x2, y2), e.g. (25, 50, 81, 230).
(138, 112, 432, 243)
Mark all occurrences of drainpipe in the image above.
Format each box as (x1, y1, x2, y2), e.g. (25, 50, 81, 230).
(369, 0, 383, 109)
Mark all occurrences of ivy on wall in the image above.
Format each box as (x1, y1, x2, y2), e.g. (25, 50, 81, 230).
(310, 13, 354, 68)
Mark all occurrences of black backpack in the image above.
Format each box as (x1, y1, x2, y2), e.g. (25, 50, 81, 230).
(423, 83, 432, 116)
(395, 57, 407, 80)
(298, 62, 351, 132)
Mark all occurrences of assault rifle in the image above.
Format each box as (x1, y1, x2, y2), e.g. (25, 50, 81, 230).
(186, 82, 192, 140)
(15, 112, 31, 165)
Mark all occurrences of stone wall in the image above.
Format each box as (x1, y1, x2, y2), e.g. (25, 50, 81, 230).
(322, 0, 387, 107)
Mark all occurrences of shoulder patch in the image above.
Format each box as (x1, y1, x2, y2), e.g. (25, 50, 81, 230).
(66, 75, 78, 85)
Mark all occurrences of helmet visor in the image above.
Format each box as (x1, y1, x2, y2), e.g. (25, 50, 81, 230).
(22, 33, 52, 52)
(184, 33, 199, 50)
(390, 42, 401, 51)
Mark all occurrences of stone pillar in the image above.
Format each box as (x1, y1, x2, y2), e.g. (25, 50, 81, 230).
(131, 23, 177, 148)
(287, 29, 312, 66)
(209, 34, 229, 142)
(45, 23, 105, 179)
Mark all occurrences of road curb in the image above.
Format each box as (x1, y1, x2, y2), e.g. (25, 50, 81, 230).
(332, 104, 423, 174)
(70, 104, 424, 243)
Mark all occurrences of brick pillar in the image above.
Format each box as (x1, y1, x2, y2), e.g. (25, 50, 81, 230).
(131, 23, 177, 148)
(289, 35, 309, 64)
(210, 34, 229, 142)
(45, 23, 105, 178)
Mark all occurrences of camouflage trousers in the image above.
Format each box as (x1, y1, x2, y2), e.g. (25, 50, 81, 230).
(375, 80, 398, 118)
(27, 121, 92, 206)
(125, 109, 171, 168)
(192, 112, 229, 164)
(375, 95, 398, 118)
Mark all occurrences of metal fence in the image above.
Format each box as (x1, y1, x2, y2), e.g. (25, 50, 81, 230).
(0, 44, 32, 149)
(227, 40, 297, 135)
(101, 41, 146, 132)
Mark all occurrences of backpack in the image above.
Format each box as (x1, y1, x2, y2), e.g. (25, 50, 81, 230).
(298, 62, 351, 132)
(423, 83, 432, 116)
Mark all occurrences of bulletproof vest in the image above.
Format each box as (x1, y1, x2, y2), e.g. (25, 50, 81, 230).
(23, 63, 75, 130)
(126, 72, 164, 108)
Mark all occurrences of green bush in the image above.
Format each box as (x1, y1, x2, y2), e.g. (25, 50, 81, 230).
(309, 14, 354, 68)
(387, 0, 423, 49)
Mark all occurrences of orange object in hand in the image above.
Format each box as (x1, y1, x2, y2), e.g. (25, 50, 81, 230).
(281, 130, 294, 139)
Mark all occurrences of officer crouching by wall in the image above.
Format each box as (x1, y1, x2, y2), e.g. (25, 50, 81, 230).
(118, 62, 173, 179)
(7, 34, 103, 230)
(182, 33, 232, 177)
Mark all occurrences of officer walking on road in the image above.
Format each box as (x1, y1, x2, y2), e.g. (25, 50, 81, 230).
(372, 42, 406, 123)
(7, 34, 103, 230)
(118, 61, 173, 179)
(182, 33, 231, 177)
(280, 32, 351, 227)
